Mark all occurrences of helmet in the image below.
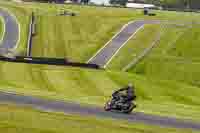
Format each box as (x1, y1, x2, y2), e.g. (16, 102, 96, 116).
(127, 83, 134, 93)
(128, 83, 133, 88)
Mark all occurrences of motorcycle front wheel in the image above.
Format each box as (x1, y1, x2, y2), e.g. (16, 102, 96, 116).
(104, 101, 111, 111)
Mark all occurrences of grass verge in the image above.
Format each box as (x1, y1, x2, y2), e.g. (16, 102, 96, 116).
(128, 24, 200, 88)
(0, 103, 197, 133)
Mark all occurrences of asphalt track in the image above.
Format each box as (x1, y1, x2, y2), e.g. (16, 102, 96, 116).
(88, 20, 160, 68)
(0, 8, 19, 54)
(1, 9, 200, 130)
(1, 91, 200, 130)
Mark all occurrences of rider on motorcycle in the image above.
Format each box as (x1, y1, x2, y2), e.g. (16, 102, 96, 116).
(112, 83, 136, 104)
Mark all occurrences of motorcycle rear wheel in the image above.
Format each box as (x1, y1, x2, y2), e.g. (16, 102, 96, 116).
(122, 103, 135, 114)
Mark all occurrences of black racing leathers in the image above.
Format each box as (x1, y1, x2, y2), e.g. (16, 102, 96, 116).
(112, 86, 136, 103)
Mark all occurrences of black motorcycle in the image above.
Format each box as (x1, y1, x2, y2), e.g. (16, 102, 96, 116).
(104, 96, 136, 114)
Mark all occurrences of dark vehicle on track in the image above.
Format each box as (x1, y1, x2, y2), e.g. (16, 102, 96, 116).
(104, 84, 136, 114)
(59, 10, 76, 16)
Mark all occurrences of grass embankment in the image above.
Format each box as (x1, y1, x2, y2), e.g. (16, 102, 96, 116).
(2, 1, 200, 62)
(108, 24, 162, 70)
(1, 0, 200, 125)
(27, 5, 200, 62)
(0, 104, 197, 133)
(107, 20, 200, 88)
(108, 24, 188, 70)
(31, 5, 200, 62)
(9, 2, 142, 62)
(127, 24, 200, 88)
(0, 62, 200, 121)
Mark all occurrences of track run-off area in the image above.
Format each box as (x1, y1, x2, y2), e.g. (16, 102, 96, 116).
(1, 7, 200, 131)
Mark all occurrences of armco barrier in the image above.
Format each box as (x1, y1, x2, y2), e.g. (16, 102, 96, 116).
(27, 12, 35, 57)
(0, 56, 100, 69)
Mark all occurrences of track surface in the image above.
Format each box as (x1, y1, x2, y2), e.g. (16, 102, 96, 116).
(88, 20, 160, 68)
(1, 9, 200, 130)
(0, 8, 19, 54)
(1, 91, 200, 130)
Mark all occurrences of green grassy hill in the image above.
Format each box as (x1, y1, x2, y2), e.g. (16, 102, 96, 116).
(126, 24, 200, 87)
(1, 1, 200, 132)
(2, 1, 200, 61)
(1, 2, 142, 61)
(108, 24, 163, 70)
(0, 61, 200, 121)
(106, 18, 200, 87)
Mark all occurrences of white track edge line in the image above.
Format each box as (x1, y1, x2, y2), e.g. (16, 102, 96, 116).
(86, 20, 137, 63)
(0, 14, 5, 44)
(103, 25, 144, 68)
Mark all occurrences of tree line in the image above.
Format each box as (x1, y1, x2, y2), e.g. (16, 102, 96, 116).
(110, 0, 200, 9)
(23, 0, 200, 9)
(23, 0, 89, 4)
(144, 0, 200, 9)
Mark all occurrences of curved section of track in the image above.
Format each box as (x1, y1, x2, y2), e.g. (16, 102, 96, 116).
(0, 8, 19, 54)
(0, 91, 200, 130)
(88, 20, 160, 68)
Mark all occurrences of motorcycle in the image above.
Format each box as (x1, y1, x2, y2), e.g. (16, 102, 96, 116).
(104, 96, 136, 114)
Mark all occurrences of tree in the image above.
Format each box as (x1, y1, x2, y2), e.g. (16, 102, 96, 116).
(189, 0, 200, 9)
(81, 0, 90, 4)
(109, 0, 128, 6)
(144, 0, 200, 9)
